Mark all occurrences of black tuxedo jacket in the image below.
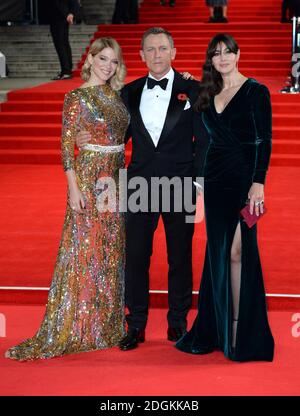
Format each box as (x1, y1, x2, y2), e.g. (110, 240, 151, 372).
(121, 70, 209, 180)
(50, 0, 79, 21)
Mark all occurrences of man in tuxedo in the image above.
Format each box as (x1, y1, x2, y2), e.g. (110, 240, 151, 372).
(76, 27, 208, 350)
(120, 27, 207, 350)
(49, 0, 79, 80)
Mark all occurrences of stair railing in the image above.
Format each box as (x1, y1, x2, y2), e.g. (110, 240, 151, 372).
(281, 16, 300, 93)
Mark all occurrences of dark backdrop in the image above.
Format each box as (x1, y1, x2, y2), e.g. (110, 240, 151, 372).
(0, 0, 26, 22)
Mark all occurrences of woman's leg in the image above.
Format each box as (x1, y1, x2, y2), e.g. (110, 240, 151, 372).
(230, 223, 242, 348)
(222, 6, 228, 18)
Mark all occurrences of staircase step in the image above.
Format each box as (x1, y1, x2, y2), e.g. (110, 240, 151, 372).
(0, 1, 298, 170)
(271, 94, 300, 103)
(6, 55, 82, 62)
(0, 24, 97, 33)
(273, 114, 300, 127)
(272, 140, 300, 153)
(1, 101, 64, 112)
(270, 153, 300, 166)
(6, 73, 58, 78)
(7, 91, 68, 101)
(0, 24, 95, 78)
(7, 64, 68, 71)
(0, 112, 62, 124)
(0, 124, 61, 136)
(74, 68, 289, 77)
(272, 103, 300, 114)
(92, 36, 291, 46)
(140, 17, 283, 23)
(99, 21, 290, 30)
(273, 127, 300, 140)
(81, 0, 115, 23)
(0, 136, 60, 150)
(93, 29, 291, 38)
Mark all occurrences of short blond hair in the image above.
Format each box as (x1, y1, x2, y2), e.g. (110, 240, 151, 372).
(81, 37, 126, 91)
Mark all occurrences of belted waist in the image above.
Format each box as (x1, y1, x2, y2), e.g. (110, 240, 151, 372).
(82, 143, 125, 153)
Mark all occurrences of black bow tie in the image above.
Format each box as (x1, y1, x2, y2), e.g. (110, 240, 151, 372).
(147, 77, 168, 90)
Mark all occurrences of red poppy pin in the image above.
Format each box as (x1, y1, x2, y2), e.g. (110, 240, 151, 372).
(177, 93, 188, 101)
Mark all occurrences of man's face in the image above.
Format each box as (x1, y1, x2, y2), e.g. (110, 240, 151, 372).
(140, 33, 176, 79)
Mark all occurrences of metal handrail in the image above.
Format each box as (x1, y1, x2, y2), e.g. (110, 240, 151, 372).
(281, 16, 300, 94)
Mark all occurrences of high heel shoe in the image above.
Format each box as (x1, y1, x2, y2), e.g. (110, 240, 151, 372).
(231, 318, 238, 354)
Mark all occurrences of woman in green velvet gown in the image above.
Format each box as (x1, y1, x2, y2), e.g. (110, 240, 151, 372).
(176, 33, 274, 362)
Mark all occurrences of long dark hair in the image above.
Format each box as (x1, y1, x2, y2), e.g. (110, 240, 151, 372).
(195, 33, 239, 112)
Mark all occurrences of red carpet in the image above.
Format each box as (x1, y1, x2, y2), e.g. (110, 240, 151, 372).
(0, 306, 299, 395)
(139, 0, 283, 23)
(0, 164, 299, 309)
(0, 0, 300, 308)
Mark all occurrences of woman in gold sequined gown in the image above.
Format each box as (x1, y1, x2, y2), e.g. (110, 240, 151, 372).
(5, 38, 130, 361)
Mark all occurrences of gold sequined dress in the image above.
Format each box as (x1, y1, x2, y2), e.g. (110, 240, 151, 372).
(6, 84, 130, 360)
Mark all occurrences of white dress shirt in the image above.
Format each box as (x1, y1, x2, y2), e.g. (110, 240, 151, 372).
(139, 68, 174, 147)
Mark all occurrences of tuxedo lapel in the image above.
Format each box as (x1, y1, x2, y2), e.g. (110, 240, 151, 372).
(130, 77, 155, 148)
(157, 71, 187, 147)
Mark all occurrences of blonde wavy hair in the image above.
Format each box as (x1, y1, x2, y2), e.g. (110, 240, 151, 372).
(81, 37, 126, 91)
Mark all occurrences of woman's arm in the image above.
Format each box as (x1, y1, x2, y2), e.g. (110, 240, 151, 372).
(61, 91, 85, 213)
(248, 84, 272, 215)
(252, 84, 272, 185)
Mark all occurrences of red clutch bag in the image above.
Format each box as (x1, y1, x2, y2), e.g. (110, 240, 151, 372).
(240, 204, 267, 228)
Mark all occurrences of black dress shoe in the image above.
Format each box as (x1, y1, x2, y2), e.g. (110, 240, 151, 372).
(160, 0, 166, 5)
(51, 73, 62, 80)
(206, 17, 215, 23)
(61, 73, 73, 80)
(169, 0, 175, 6)
(119, 328, 145, 351)
(167, 327, 186, 342)
(51, 72, 73, 81)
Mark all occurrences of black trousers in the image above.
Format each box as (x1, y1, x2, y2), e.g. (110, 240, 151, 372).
(282, 0, 300, 19)
(282, 0, 292, 19)
(112, 0, 138, 23)
(50, 20, 72, 75)
(125, 183, 196, 331)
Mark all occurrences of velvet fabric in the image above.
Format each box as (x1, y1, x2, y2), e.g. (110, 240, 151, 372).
(176, 78, 274, 361)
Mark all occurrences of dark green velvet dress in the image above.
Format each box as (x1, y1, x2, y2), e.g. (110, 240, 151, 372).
(176, 78, 275, 362)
